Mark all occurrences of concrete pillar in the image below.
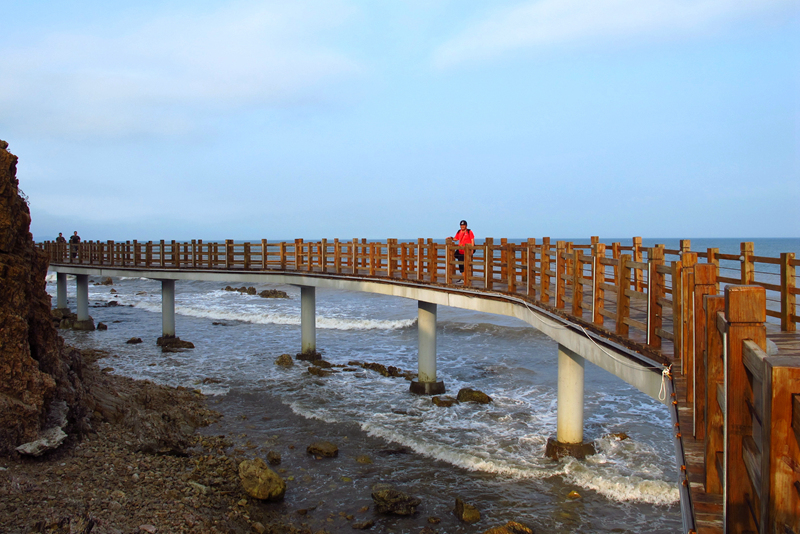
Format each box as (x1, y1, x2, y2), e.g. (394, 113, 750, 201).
(410, 301, 445, 395)
(162, 279, 176, 337)
(301, 285, 316, 353)
(557, 344, 585, 444)
(76, 274, 89, 321)
(545, 343, 595, 459)
(56, 272, 68, 309)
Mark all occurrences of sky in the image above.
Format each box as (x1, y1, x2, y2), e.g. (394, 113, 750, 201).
(2, 0, 798, 241)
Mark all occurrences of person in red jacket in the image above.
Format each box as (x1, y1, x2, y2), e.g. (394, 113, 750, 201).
(451, 220, 475, 275)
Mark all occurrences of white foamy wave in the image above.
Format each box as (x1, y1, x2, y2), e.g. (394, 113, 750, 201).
(132, 301, 416, 330)
(46, 272, 76, 282)
(563, 459, 679, 505)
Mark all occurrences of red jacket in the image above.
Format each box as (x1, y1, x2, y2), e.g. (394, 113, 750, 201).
(452, 229, 475, 254)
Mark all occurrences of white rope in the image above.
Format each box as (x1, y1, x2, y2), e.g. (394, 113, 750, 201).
(659, 366, 671, 402)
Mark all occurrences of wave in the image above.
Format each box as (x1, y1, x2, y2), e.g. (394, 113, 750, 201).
(132, 301, 416, 331)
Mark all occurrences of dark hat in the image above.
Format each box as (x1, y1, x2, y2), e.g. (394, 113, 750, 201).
(460, 220, 467, 225)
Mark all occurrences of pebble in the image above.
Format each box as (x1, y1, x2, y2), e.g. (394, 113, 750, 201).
(139, 525, 157, 533)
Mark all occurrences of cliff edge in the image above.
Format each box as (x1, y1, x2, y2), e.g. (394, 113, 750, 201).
(0, 140, 89, 455)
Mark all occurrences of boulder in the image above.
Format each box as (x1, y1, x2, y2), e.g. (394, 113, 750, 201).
(308, 367, 332, 377)
(275, 354, 294, 367)
(126, 337, 143, 344)
(259, 289, 289, 298)
(99, 277, 113, 286)
(307, 441, 338, 457)
(371, 483, 421, 515)
(456, 388, 492, 404)
(432, 396, 459, 408)
(454, 497, 481, 523)
(267, 451, 281, 465)
(97, 322, 108, 331)
(310, 359, 332, 368)
(544, 438, 596, 460)
(15, 426, 67, 457)
(157, 336, 195, 350)
(362, 362, 389, 376)
(482, 521, 535, 534)
(72, 318, 96, 331)
(238, 458, 286, 501)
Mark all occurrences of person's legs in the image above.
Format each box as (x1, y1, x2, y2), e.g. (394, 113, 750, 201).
(455, 251, 465, 273)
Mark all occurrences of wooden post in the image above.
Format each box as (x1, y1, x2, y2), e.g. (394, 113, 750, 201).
(278, 242, 286, 270)
(632, 237, 643, 292)
(680, 239, 691, 254)
(780, 252, 796, 332)
(307, 242, 314, 272)
(572, 250, 583, 317)
(500, 238, 508, 281)
(159, 240, 166, 268)
(703, 294, 725, 494)
(400, 242, 408, 280)
(224, 239, 232, 269)
(723, 285, 766, 534)
(616, 254, 631, 336)
(243, 242, 251, 270)
(526, 238, 536, 298)
(485, 238, 494, 290)
(540, 237, 550, 304)
(507, 242, 516, 293)
(294, 239, 302, 271)
(416, 239, 424, 281)
(320, 239, 328, 273)
(611, 242, 621, 283)
(741, 242, 755, 284)
(333, 239, 341, 274)
(556, 241, 566, 309)
(464, 244, 473, 288)
(708, 247, 720, 294)
(387, 239, 394, 278)
(682, 252, 698, 399)
(261, 239, 268, 270)
(672, 260, 684, 364)
(191, 240, 197, 268)
(361, 238, 368, 268)
(445, 238, 453, 285)
(594, 243, 606, 326)
(647, 247, 664, 349)
(693, 263, 717, 439)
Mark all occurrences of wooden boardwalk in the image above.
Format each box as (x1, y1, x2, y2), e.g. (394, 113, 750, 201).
(40, 237, 800, 534)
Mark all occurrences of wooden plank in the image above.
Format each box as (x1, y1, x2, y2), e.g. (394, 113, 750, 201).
(616, 254, 631, 336)
(594, 243, 606, 327)
(705, 295, 726, 494)
(781, 252, 797, 332)
(694, 263, 717, 440)
(742, 435, 762, 500)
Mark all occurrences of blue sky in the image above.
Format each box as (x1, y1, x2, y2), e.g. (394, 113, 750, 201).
(3, 0, 798, 241)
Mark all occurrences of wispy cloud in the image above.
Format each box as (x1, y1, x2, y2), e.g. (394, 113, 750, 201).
(432, 0, 797, 68)
(0, 1, 361, 139)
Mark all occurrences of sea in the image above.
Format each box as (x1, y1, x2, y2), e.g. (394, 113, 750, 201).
(46, 237, 799, 533)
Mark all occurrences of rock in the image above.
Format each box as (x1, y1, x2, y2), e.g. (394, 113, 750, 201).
(308, 366, 332, 377)
(252, 522, 266, 534)
(456, 388, 492, 404)
(307, 441, 338, 457)
(362, 362, 389, 376)
(481, 521, 535, 534)
(224, 286, 235, 291)
(267, 450, 281, 465)
(72, 318, 96, 331)
(351, 519, 374, 529)
(107, 300, 119, 306)
(454, 497, 481, 523)
(296, 350, 322, 361)
(544, 438, 596, 460)
(275, 354, 294, 367)
(0, 141, 92, 454)
(259, 289, 289, 298)
(605, 432, 630, 441)
(157, 336, 195, 350)
(238, 458, 286, 501)
(126, 337, 143, 344)
(97, 322, 108, 331)
(311, 359, 333, 368)
(139, 525, 157, 533)
(567, 490, 581, 499)
(99, 277, 113, 285)
(427, 517, 441, 524)
(420, 528, 437, 534)
(188, 481, 210, 494)
(432, 396, 459, 407)
(15, 426, 68, 456)
(355, 455, 372, 464)
(110, 288, 117, 293)
(371, 483, 421, 515)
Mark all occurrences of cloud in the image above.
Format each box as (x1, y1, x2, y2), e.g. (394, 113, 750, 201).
(0, 1, 361, 139)
(432, 0, 797, 68)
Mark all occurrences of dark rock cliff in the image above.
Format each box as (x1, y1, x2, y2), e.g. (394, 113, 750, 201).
(0, 140, 89, 455)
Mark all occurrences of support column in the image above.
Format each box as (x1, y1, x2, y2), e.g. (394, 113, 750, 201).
(76, 275, 89, 321)
(56, 273, 68, 310)
(301, 285, 316, 354)
(410, 301, 445, 395)
(545, 344, 595, 459)
(162, 279, 176, 338)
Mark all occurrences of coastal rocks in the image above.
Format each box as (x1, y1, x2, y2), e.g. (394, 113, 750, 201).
(15, 426, 68, 456)
(432, 396, 459, 407)
(456, 388, 492, 404)
(238, 458, 286, 501)
(355, 455, 373, 464)
(0, 140, 91, 455)
(157, 335, 195, 351)
(482, 521, 535, 534)
(310, 359, 332, 368)
(307, 366, 333, 377)
(351, 519, 375, 530)
(259, 289, 288, 298)
(267, 451, 281, 465)
(96, 277, 113, 286)
(275, 354, 294, 367)
(97, 322, 108, 331)
(224, 285, 257, 295)
(454, 497, 481, 523)
(307, 441, 338, 458)
(544, 438, 596, 460)
(371, 483, 421, 515)
(126, 337, 143, 344)
(72, 317, 96, 331)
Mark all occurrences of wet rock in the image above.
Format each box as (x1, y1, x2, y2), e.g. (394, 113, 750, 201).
(567, 490, 581, 499)
(362, 362, 389, 376)
(347, 360, 363, 367)
(544, 438, 596, 460)
(420, 527, 438, 534)
(308, 367, 332, 377)
(259, 289, 288, 298)
(481, 521, 535, 534)
(604, 432, 630, 441)
(224, 286, 235, 291)
(267, 451, 281, 465)
(311, 359, 332, 368)
(296, 350, 322, 361)
(107, 300, 119, 307)
(73, 318, 96, 331)
(456, 388, 492, 404)
(307, 441, 338, 458)
(352, 519, 374, 529)
(355, 455, 372, 464)
(126, 337, 143, 344)
(275, 354, 294, 367)
(427, 517, 441, 524)
(110, 288, 117, 293)
(99, 277, 113, 286)
(371, 483, 421, 515)
(454, 497, 481, 523)
(379, 447, 410, 455)
(97, 322, 108, 331)
(238, 458, 286, 501)
(432, 396, 458, 407)
(157, 336, 195, 350)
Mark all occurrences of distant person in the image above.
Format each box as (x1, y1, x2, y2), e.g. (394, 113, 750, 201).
(56, 232, 67, 259)
(451, 220, 475, 276)
(69, 231, 81, 259)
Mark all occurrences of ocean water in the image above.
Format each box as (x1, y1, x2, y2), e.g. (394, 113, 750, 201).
(45, 238, 799, 533)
